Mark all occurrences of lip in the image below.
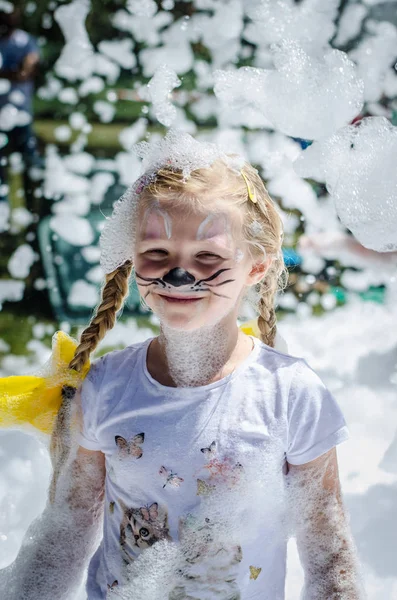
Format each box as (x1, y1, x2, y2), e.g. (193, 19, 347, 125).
(157, 294, 204, 303)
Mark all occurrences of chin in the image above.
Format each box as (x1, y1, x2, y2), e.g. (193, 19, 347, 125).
(158, 314, 205, 332)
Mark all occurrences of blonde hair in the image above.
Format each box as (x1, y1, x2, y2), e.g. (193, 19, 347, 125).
(69, 260, 133, 372)
(69, 159, 287, 371)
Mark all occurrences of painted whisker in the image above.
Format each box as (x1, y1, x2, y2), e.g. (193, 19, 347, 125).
(205, 279, 236, 287)
(135, 272, 166, 287)
(194, 268, 232, 286)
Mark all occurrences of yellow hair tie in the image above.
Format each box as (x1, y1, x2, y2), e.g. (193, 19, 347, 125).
(241, 171, 257, 204)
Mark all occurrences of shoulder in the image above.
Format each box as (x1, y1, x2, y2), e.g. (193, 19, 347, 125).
(252, 339, 328, 402)
(254, 337, 303, 374)
(85, 337, 152, 384)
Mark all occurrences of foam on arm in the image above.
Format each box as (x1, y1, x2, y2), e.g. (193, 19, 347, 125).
(1, 445, 105, 600)
(286, 448, 366, 600)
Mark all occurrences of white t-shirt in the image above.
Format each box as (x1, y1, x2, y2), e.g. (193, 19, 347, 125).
(79, 336, 349, 600)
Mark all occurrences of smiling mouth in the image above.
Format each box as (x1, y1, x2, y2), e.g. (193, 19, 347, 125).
(157, 294, 204, 303)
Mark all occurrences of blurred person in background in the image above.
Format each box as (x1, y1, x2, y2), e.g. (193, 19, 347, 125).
(0, 5, 41, 224)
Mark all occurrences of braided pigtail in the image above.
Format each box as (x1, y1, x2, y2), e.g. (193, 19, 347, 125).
(256, 276, 278, 348)
(69, 260, 133, 372)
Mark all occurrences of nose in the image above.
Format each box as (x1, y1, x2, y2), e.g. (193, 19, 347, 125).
(163, 267, 196, 287)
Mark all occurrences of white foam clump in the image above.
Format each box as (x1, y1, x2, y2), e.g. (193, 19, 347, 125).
(54, 0, 95, 81)
(244, 0, 339, 51)
(81, 245, 101, 263)
(139, 18, 195, 77)
(0, 280, 25, 309)
(146, 65, 181, 127)
(63, 152, 95, 176)
(115, 150, 142, 187)
(112, 8, 172, 46)
(0, 202, 10, 233)
(69, 112, 87, 130)
(100, 130, 243, 274)
(333, 4, 368, 47)
(191, 0, 244, 69)
(119, 118, 147, 151)
(349, 20, 397, 103)
(90, 172, 115, 205)
(54, 125, 72, 142)
(93, 101, 115, 123)
(44, 146, 90, 198)
(50, 215, 94, 246)
(78, 76, 105, 97)
(58, 87, 79, 105)
(8, 245, 37, 279)
(127, 0, 157, 17)
(136, 129, 234, 178)
(0, 105, 31, 131)
(294, 117, 397, 252)
(214, 41, 363, 140)
(0, 80, 11, 94)
(68, 280, 98, 307)
(98, 39, 136, 70)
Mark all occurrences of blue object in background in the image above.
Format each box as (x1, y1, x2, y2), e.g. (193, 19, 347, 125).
(282, 247, 302, 267)
(291, 137, 313, 150)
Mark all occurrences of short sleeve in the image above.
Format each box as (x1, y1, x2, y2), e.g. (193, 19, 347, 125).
(286, 359, 349, 465)
(78, 356, 107, 451)
(25, 35, 39, 56)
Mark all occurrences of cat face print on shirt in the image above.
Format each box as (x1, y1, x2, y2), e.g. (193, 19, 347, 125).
(118, 499, 172, 563)
(115, 433, 145, 459)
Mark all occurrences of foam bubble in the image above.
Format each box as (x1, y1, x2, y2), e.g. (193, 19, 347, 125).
(214, 42, 364, 140)
(8, 245, 37, 279)
(294, 117, 397, 252)
(54, 0, 95, 81)
(146, 65, 181, 127)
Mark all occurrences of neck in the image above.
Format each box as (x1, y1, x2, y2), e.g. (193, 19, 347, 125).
(157, 316, 242, 387)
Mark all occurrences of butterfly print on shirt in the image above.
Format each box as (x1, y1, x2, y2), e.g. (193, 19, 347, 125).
(115, 433, 145, 458)
(159, 465, 184, 488)
(196, 440, 244, 493)
(249, 566, 262, 580)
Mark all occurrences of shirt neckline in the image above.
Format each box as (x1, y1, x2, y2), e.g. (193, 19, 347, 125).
(141, 335, 261, 395)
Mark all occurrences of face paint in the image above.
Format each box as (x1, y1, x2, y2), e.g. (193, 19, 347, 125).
(234, 249, 244, 263)
(135, 267, 235, 299)
(141, 203, 173, 241)
(134, 204, 254, 332)
(196, 213, 233, 251)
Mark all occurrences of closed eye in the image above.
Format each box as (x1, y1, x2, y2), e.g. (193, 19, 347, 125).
(144, 249, 168, 257)
(196, 253, 223, 260)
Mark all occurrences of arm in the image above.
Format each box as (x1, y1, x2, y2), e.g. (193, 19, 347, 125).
(17, 51, 40, 81)
(286, 448, 365, 600)
(0, 51, 39, 81)
(2, 444, 105, 600)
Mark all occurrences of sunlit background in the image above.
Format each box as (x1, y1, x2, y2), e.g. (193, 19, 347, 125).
(1, 0, 397, 598)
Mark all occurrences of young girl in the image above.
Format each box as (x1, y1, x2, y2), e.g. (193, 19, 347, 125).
(7, 132, 363, 600)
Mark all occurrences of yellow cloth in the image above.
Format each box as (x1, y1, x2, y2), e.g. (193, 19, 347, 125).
(0, 331, 89, 434)
(239, 318, 260, 338)
(0, 323, 259, 434)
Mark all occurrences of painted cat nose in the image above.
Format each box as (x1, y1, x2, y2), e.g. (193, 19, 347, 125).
(163, 267, 196, 287)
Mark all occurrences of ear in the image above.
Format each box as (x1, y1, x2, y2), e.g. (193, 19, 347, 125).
(246, 256, 272, 286)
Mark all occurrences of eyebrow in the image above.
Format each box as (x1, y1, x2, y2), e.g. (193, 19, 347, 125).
(139, 238, 234, 251)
